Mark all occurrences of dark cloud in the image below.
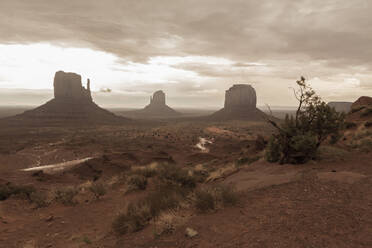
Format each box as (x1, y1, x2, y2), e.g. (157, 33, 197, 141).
(1, 0, 372, 106)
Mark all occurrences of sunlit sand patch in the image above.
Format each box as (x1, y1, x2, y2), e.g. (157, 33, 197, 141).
(195, 137, 213, 153)
(21, 157, 93, 174)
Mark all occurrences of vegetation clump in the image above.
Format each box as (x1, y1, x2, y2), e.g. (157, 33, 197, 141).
(127, 175, 148, 191)
(265, 77, 345, 164)
(89, 182, 106, 199)
(55, 187, 79, 205)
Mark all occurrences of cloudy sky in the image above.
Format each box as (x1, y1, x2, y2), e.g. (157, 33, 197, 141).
(0, 0, 371, 108)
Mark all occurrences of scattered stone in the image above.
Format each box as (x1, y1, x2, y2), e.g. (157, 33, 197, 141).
(45, 215, 54, 222)
(185, 227, 198, 238)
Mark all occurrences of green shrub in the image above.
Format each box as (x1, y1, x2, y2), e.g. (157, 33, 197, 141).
(265, 136, 281, 163)
(89, 182, 106, 199)
(55, 187, 78, 205)
(265, 77, 345, 164)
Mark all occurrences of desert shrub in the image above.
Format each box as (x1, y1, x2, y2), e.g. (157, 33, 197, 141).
(29, 191, 49, 208)
(0, 183, 36, 201)
(194, 189, 215, 212)
(55, 187, 78, 205)
(216, 185, 239, 206)
(113, 183, 186, 235)
(145, 186, 182, 218)
(128, 175, 147, 191)
(157, 164, 196, 189)
(345, 121, 357, 129)
(154, 212, 185, 235)
(89, 182, 106, 199)
(265, 136, 281, 163)
(265, 77, 345, 164)
(365, 121, 372, 128)
(112, 203, 152, 235)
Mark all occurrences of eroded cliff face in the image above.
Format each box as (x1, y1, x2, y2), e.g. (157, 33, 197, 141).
(210, 84, 264, 121)
(53, 71, 92, 101)
(224, 84, 257, 109)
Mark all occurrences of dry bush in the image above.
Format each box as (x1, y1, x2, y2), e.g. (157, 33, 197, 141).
(29, 191, 50, 208)
(154, 211, 187, 235)
(54, 186, 79, 206)
(194, 184, 239, 212)
(157, 164, 196, 189)
(112, 203, 152, 235)
(127, 175, 147, 191)
(89, 182, 106, 199)
(113, 185, 184, 235)
(0, 183, 35, 201)
(194, 188, 215, 212)
(206, 164, 238, 182)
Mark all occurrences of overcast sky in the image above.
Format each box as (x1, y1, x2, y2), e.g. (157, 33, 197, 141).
(0, 0, 371, 108)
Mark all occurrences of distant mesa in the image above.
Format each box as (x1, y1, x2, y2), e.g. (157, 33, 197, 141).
(209, 84, 265, 121)
(9, 71, 128, 124)
(327, 101, 352, 113)
(123, 90, 180, 119)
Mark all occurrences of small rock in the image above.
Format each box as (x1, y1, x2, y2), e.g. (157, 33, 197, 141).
(45, 215, 54, 222)
(185, 227, 198, 238)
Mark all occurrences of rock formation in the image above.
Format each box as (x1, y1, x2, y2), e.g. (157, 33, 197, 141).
(209, 84, 265, 121)
(327, 102, 352, 113)
(347, 96, 372, 121)
(54, 71, 92, 101)
(123, 90, 180, 119)
(149, 90, 166, 107)
(224, 84, 257, 110)
(11, 71, 128, 124)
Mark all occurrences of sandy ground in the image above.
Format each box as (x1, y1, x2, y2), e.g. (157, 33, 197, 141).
(0, 121, 371, 248)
